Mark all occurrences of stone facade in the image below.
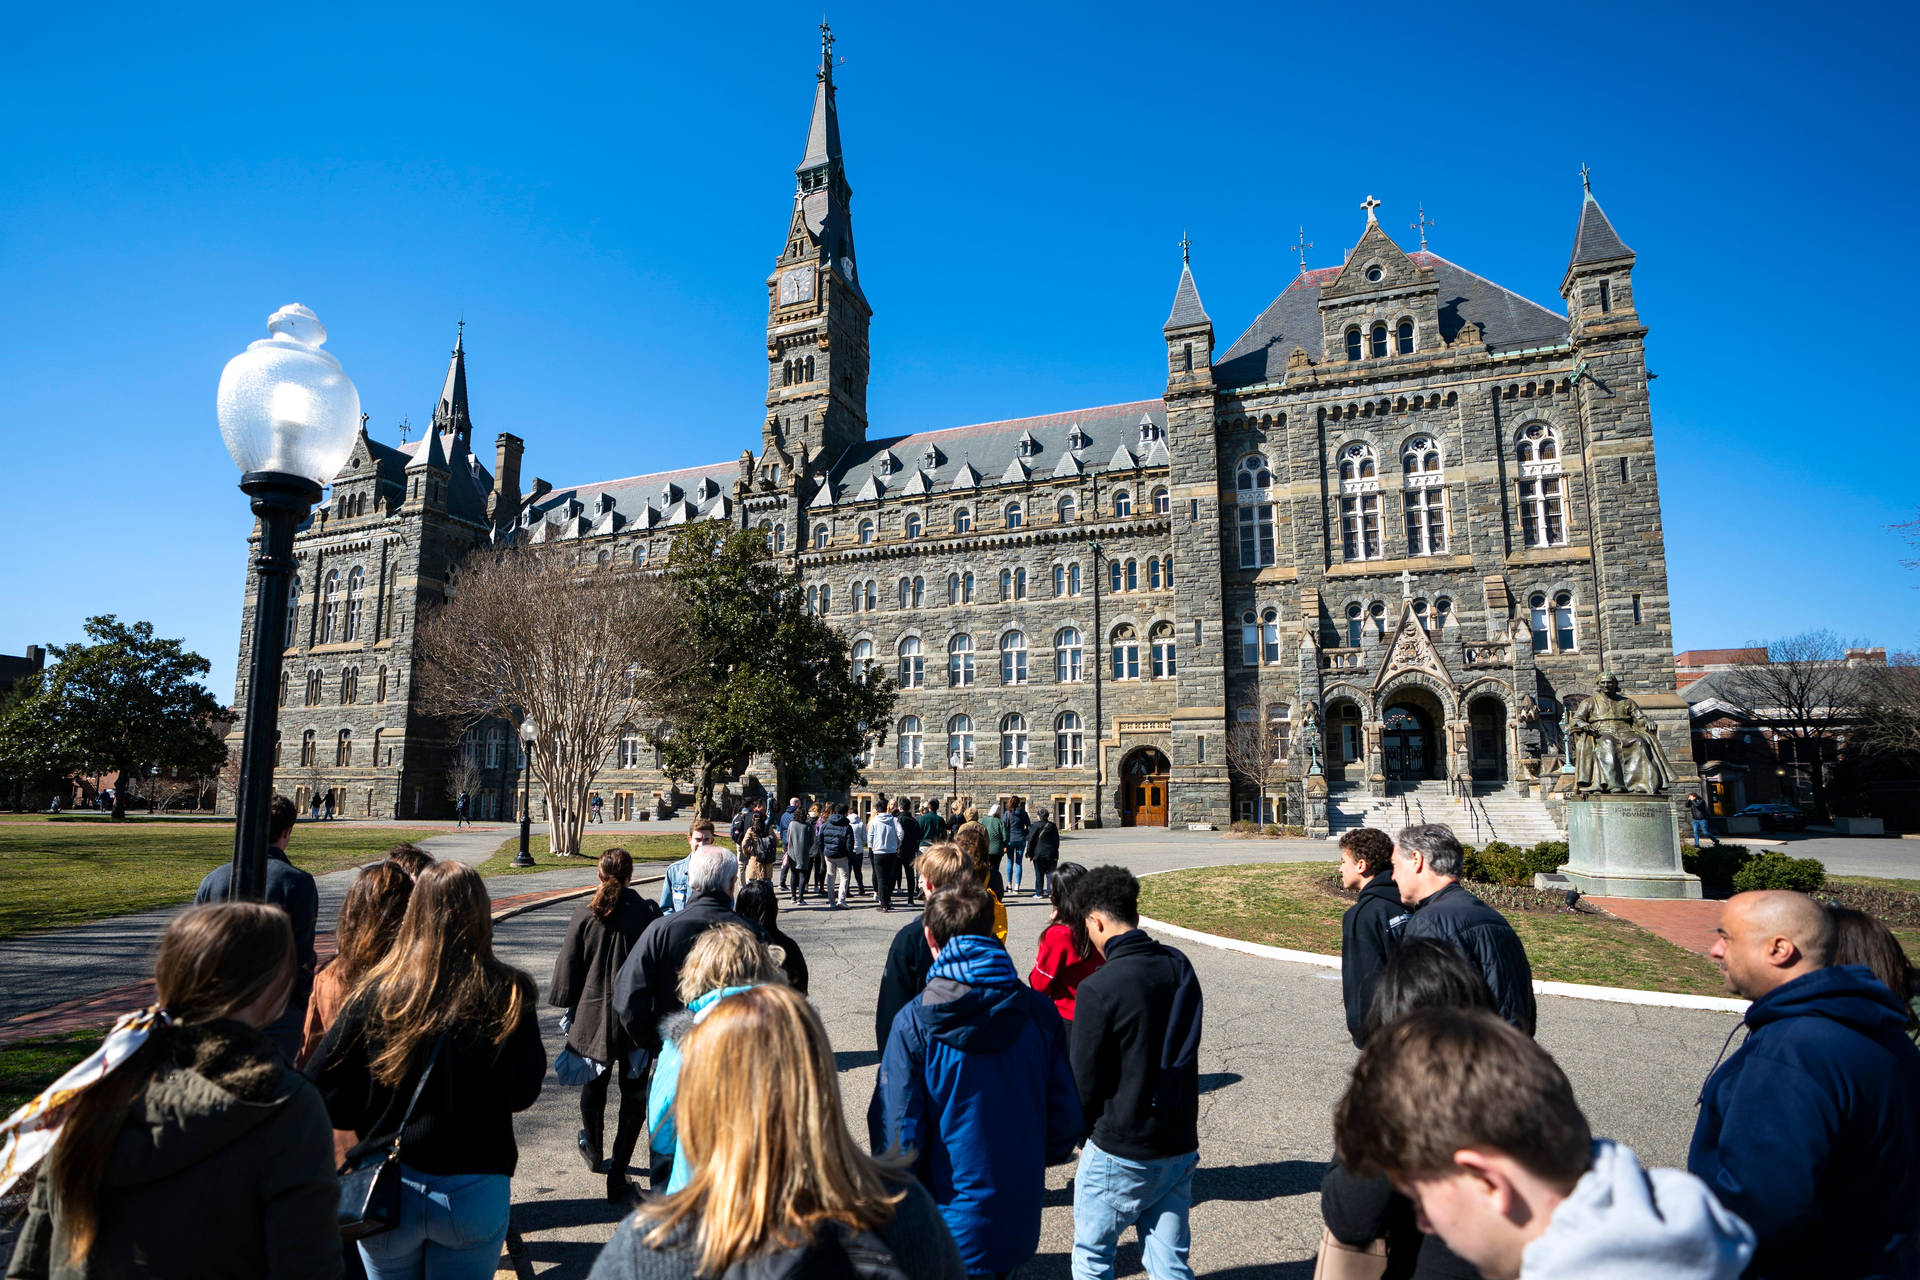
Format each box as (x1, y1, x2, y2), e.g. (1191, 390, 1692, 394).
(225, 36, 1693, 832)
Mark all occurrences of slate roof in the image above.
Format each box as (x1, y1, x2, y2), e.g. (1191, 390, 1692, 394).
(394, 431, 495, 528)
(1165, 263, 1211, 330)
(1568, 194, 1633, 271)
(520, 458, 742, 540)
(1212, 253, 1570, 389)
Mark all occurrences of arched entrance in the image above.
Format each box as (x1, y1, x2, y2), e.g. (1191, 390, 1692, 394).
(1380, 689, 1445, 782)
(1120, 747, 1170, 827)
(1468, 694, 1509, 783)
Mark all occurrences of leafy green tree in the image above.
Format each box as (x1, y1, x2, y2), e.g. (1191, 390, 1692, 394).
(0, 617, 227, 820)
(643, 524, 898, 815)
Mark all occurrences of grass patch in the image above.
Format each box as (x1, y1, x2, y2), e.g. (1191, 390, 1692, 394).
(0, 1031, 105, 1115)
(1140, 863, 1728, 997)
(0, 824, 444, 939)
(1829, 874, 1920, 896)
(476, 832, 688, 878)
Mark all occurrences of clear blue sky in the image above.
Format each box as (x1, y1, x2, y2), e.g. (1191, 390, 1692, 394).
(4, 1, 1915, 700)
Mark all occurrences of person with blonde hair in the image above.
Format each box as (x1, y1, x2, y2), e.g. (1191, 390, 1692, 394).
(5, 903, 339, 1279)
(311, 861, 546, 1280)
(646, 924, 786, 1192)
(589, 985, 965, 1280)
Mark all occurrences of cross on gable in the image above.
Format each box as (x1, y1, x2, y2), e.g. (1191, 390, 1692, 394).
(1399, 568, 1415, 598)
(1361, 194, 1382, 224)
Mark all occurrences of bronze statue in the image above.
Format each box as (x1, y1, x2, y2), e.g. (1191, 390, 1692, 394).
(1568, 673, 1675, 794)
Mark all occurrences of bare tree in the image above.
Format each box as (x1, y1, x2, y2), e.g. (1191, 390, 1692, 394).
(444, 753, 484, 806)
(1227, 718, 1282, 825)
(414, 545, 679, 858)
(1850, 651, 1920, 763)
(1724, 630, 1863, 819)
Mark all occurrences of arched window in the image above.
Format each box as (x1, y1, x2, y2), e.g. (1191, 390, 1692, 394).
(1340, 443, 1378, 483)
(1057, 494, 1077, 524)
(618, 732, 641, 768)
(847, 579, 862, 613)
(368, 728, 380, 768)
(1150, 622, 1177, 678)
(782, 360, 792, 386)
(1240, 610, 1259, 666)
(864, 579, 878, 611)
(335, 728, 352, 767)
(1164, 557, 1174, 589)
(1236, 454, 1276, 568)
(1403, 435, 1441, 478)
(805, 356, 814, 382)
(820, 584, 831, 613)
(1553, 591, 1577, 651)
(596, 549, 612, 570)
(1529, 593, 1550, 653)
(948, 634, 975, 687)
(1397, 319, 1415, 355)
(905, 513, 922, 539)
(340, 667, 358, 704)
(286, 576, 301, 647)
(319, 571, 340, 643)
(1000, 631, 1028, 685)
(1009, 567, 1028, 600)
(962, 572, 974, 603)
(1433, 597, 1452, 631)
(634, 544, 651, 567)
(1123, 559, 1138, 591)
(1345, 327, 1363, 361)
(1370, 322, 1389, 358)
(279, 672, 289, 706)
(898, 636, 924, 687)
(1005, 502, 1024, 529)
(813, 523, 830, 550)
(1152, 486, 1170, 515)
(1109, 560, 1123, 593)
(1262, 607, 1280, 664)
(948, 573, 961, 605)
(1413, 598, 1430, 631)
(773, 525, 787, 553)
(1114, 490, 1133, 517)
(1268, 704, 1292, 762)
(1345, 602, 1363, 648)
(1369, 600, 1387, 639)
(300, 729, 316, 767)
(1001, 714, 1029, 768)
(305, 669, 322, 705)
(858, 518, 875, 545)
(947, 715, 975, 763)
(1148, 558, 1163, 590)
(1339, 445, 1382, 560)
(910, 576, 925, 607)
(1055, 712, 1085, 767)
(1111, 624, 1140, 680)
(1517, 424, 1566, 548)
(898, 716, 924, 768)
(1402, 436, 1447, 556)
(1055, 627, 1084, 682)
(851, 638, 873, 680)
(954, 507, 972, 534)
(899, 577, 912, 610)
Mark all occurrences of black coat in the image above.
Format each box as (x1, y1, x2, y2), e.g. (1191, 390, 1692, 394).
(1341, 871, 1408, 1047)
(896, 812, 923, 862)
(194, 849, 317, 1062)
(819, 814, 854, 861)
(874, 913, 933, 1051)
(1401, 882, 1536, 1035)
(611, 889, 762, 1051)
(1320, 1163, 1481, 1280)
(549, 889, 661, 1063)
(1026, 820, 1060, 868)
(786, 819, 819, 869)
(1070, 929, 1202, 1161)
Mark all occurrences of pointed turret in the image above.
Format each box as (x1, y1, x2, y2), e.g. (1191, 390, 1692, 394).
(1164, 261, 1212, 332)
(1561, 168, 1639, 333)
(431, 322, 473, 443)
(794, 22, 857, 289)
(1566, 170, 1634, 275)
(1162, 238, 1214, 386)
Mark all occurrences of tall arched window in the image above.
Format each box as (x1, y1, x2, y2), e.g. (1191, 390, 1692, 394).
(954, 508, 972, 534)
(905, 513, 922, 539)
(1517, 424, 1567, 548)
(1262, 608, 1281, 664)
(948, 573, 961, 606)
(1339, 444, 1383, 560)
(1000, 567, 1027, 601)
(1109, 560, 1124, 593)
(1113, 490, 1133, 517)
(286, 576, 301, 647)
(948, 634, 975, 687)
(851, 638, 873, 680)
(1369, 600, 1387, 639)
(898, 716, 924, 768)
(910, 576, 925, 608)
(1057, 494, 1077, 523)
(1055, 627, 1084, 682)
(1345, 327, 1363, 361)
(899, 577, 913, 609)
(863, 579, 877, 611)
(1370, 322, 1389, 358)
(305, 669, 322, 705)
(1111, 625, 1140, 680)
(1236, 454, 1276, 568)
(1153, 487, 1170, 514)
(858, 519, 875, 545)
(369, 729, 380, 768)
(898, 636, 924, 687)
(1000, 631, 1028, 684)
(300, 729, 316, 766)
(1149, 622, 1177, 679)
(1345, 603, 1363, 648)
(1396, 319, 1415, 354)
(805, 356, 814, 381)
(1240, 611, 1259, 666)
(618, 731, 641, 768)
(1000, 714, 1029, 768)
(485, 727, 504, 768)
(961, 572, 974, 603)
(947, 715, 975, 763)
(597, 549, 611, 570)
(1553, 591, 1577, 651)
(813, 523, 830, 550)
(1005, 502, 1024, 529)
(1402, 435, 1447, 556)
(319, 570, 341, 643)
(634, 544, 650, 567)
(340, 667, 358, 704)
(1055, 712, 1085, 767)
(1529, 593, 1551, 653)
(774, 525, 787, 552)
(1413, 598, 1430, 631)
(279, 672, 289, 706)
(335, 728, 352, 767)
(1124, 559, 1139, 591)
(1433, 597, 1452, 631)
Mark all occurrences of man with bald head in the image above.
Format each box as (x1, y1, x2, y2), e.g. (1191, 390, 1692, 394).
(1689, 890, 1920, 1280)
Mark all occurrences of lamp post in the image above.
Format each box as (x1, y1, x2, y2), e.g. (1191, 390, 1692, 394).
(216, 305, 360, 901)
(514, 731, 536, 867)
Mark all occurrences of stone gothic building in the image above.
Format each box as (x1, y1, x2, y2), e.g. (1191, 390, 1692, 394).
(228, 31, 1693, 831)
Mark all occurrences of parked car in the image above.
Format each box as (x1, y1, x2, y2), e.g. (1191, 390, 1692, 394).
(1734, 802, 1808, 832)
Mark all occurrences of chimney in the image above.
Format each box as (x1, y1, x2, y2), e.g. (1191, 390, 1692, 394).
(491, 432, 524, 521)
(529, 477, 552, 502)
(25, 644, 44, 670)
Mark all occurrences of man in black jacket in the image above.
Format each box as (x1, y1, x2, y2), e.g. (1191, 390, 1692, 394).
(193, 794, 315, 1063)
(613, 842, 760, 1055)
(1070, 865, 1203, 1280)
(819, 803, 855, 907)
(871, 841, 972, 1051)
(1338, 827, 1408, 1047)
(895, 799, 923, 906)
(1393, 824, 1536, 1035)
(1026, 808, 1061, 898)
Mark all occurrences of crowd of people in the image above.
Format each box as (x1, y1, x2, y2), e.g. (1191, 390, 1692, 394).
(4, 803, 1918, 1280)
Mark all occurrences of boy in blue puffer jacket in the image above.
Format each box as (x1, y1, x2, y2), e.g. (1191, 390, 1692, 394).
(874, 882, 1082, 1278)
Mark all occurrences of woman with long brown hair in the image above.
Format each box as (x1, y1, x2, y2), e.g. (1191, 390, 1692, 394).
(589, 984, 964, 1279)
(300, 861, 415, 1068)
(550, 846, 661, 1202)
(310, 860, 545, 1280)
(4, 903, 339, 1279)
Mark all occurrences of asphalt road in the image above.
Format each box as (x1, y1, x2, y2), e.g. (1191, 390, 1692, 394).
(487, 828, 1745, 1279)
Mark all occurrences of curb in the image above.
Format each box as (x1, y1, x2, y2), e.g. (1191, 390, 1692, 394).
(1136, 913, 1750, 1015)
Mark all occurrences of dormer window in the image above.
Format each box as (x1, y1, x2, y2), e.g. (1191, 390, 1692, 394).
(876, 452, 897, 476)
(1017, 432, 1039, 458)
(921, 444, 940, 471)
(1138, 416, 1161, 445)
(1066, 425, 1090, 451)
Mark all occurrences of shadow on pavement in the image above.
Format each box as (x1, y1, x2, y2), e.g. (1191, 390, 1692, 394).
(835, 1048, 881, 1072)
(1197, 1071, 1244, 1093)
(1194, 1159, 1326, 1204)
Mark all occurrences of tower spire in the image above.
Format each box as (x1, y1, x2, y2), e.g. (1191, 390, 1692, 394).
(432, 321, 472, 444)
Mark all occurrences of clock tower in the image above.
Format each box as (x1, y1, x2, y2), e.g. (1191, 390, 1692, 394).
(765, 22, 871, 471)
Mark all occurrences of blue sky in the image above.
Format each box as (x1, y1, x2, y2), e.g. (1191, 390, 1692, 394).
(3, 1, 1915, 699)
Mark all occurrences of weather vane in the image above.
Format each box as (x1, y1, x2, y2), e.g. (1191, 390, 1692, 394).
(1292, 226, 1313, 273)
(1179, 231, 1191, 264)
(1411, 203, 1435, 250)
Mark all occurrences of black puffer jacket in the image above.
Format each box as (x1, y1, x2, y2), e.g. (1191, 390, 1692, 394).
(549, 889, 661, 1063)
(1401, 881, 1536, 1035)
(819, 814, 854, 861)
(1340, 871, 1408, 1047)
(612, 889, 763, 1051)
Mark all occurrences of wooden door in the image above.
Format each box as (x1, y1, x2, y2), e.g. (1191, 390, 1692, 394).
(1131, 774, 1169, 826)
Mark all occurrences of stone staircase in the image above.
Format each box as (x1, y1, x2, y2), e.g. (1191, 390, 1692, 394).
(1326, 781, 1564, 847)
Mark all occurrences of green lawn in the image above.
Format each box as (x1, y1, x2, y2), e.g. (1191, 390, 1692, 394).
(0, 822, 444, 939)
(475, 831, 688, 879)
(1, 1031, 106, 1114)
(1140, 863, 1729, 997)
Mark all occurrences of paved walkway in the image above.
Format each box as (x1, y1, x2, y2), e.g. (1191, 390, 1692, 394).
(1589, 896, 1725, 958)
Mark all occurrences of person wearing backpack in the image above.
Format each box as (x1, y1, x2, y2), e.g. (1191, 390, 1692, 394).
(587, 984, 965, 1280)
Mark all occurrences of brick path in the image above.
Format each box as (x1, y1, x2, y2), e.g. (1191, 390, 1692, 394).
(1589, 895, 1724, 957)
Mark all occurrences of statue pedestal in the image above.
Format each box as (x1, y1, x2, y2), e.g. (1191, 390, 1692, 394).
(1561, 794, 1700, 899)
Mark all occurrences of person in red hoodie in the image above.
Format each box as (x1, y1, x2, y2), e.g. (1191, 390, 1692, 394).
(1029, 863, 1104, 1032)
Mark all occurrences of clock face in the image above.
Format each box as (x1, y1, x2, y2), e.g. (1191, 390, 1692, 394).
(779, 267, 814, 305)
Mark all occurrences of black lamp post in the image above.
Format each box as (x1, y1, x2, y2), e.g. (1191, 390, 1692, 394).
(514, 734, 536, 867)
(216, 305, 360, 901)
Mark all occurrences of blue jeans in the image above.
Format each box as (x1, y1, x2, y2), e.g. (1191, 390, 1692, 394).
(1692, 818, 1714, 844)
(359, 1168, 511, 1280)
(1004, 845, 1024, 889)
(1071, 1142, 1197, 1280)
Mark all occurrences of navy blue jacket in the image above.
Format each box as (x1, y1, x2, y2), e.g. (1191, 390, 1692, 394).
(874, 934, 1081, 1276)
(819, 814, 854, 861)
(195, 848, 317, 1062)
(1689, 964, 1920, 1280)
(1401, 881, 1535, 1035)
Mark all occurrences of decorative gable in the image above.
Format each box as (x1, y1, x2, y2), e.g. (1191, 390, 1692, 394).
(808, 483, 836, 509)
(1001, 456, 1031, 484)
(1104, 444, 1139, 472)
(1321, 220, 1430, 300)
(949, 461, 981, 490)
(1051, 450, 1084, 478)
(900, 468, 931, 496)
(1374, 602, 1452, 692)
(854, 473, 884, 503)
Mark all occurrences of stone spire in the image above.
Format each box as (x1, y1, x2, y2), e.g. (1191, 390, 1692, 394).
(431, 321, 473, 444)
(1164, 242, 1212, 333)
(1567, 170, 1633, 271)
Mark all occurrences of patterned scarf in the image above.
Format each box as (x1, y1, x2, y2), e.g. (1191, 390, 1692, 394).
(0, 1006, 171, 1195)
